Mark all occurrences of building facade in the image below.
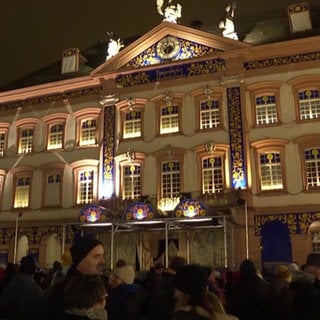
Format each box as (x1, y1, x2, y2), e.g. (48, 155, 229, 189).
(0, 21, 319, 270)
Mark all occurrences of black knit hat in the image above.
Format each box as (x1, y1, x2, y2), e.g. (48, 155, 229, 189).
(174, 264, 208, 296)
(70, 236, 103, 266)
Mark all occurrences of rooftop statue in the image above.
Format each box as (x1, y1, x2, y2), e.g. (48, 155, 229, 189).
(218, 2, 238, 40)
(156, 0, 182, 24)
(106, 34, 124, 60)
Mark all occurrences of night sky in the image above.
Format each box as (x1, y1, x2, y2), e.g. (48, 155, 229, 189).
(0, 0, 318, 87)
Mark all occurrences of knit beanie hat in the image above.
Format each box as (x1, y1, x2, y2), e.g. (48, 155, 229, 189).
(273, 264, 292, 281)
(20, 255, 36, 275)
(113, 264, 135, 284)
(70, 236, 103, 266)
(174, 265, 208, 296)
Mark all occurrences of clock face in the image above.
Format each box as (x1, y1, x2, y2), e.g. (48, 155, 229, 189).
(156, 36, 180, 60)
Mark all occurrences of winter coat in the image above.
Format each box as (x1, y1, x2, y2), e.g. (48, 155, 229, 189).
(107, 283, 145, 320)
(173, 306, 238, 320)
(0, 273, 45, 320)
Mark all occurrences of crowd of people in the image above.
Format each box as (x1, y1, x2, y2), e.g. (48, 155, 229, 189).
(1, 236, 320, 320)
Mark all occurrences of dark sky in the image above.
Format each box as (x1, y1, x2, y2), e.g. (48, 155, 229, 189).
(0, 0, 316, 87)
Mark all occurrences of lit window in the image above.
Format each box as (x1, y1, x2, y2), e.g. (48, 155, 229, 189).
(77, 170, 94, 204)
(80, 119, 97, 146)
(123, 111, 141, 139)
(0, 132, 5, 156)
(45, 173, 61, 206)
(298, 89, 320, 120)
(305, 148, 320, 189)
(18, 128, 33, 154)
(202, 156, 224, 193)
(14, 176, 30, 208)
(160, 105, 179, 134)
(260, 152, 283, 190)
(161, 161, 180, 199)
(312, 230, 320, 253)
(255, 95, 278, 125)
(123, 165, 140, 199)
(47, 124, 64, 150)
(200, 100, 220, 129)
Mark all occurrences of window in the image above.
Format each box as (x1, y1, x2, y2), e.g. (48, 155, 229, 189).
(18, 128, 33, 154)
(71, 160, 98, 205)
(0, 170, 5, 207)
(74, 108, 101, 147)
(48, 123, 64, 150)
(294, 134, 320, 191)
(161, 161, 180, 199)
(123, 164, 141, 199)
(78, 170, 94, 204)
(0, 132, 6, 156)
(152, 93, 183, 135)
(80, 119, 97, 146)
(304, 148, 320, 189)
(123, 111, 141, 139)
(117, 99, 146, 141)
(191, 87, 224, 131)
(160, 105, 179, 134)
(259, 152, 283, 190)
(311, 230, 320, 253)
(288, 75, 320, 122)
(14, 176, 31, 208)
(246, 82, 282, 127)
(202, 156, 224, 193)
(200, 100, 220, 129)
(298, 89, 320, 120)
(251, 139, 288, 193)
(255, 95, 278, 125)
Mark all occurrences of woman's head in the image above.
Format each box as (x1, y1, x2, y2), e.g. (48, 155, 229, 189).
(64, 274, 107, 310)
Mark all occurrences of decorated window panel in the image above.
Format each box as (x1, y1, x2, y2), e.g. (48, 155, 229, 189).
(255, 94, 278, 125)
(260, 152, 283, 190)
(77, 170, 94, 204)
(122, 164, 141, 199)
(123, 110, 141, 139)
(200, 99, 220, 129)
(18, 128, 33, 154)
(14, 176, 30, 208)
(80, 118, 97, 146)
(305, 148, 320, 189)
(298, 89, 320, 120)
(47, 123, 64, 150)
(202, 156, 224, 193)
(160, 105, 179, 134)
(45, 173, 61, 206)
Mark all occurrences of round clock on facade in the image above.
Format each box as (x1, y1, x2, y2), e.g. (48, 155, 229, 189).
(156, 36, 180, 60)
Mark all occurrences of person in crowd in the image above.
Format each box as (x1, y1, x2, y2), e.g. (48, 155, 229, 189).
(145, 256, 187, 320)
(173, 264, 238, 320)
(225, 258, 270, 320)
(289, 254, 320, 319)
(0, 255, 45, 320)
(143, 262, 164, 291)
(46, 235, 105, 319)
(304, 252, 320, 291)
(63, 274, 108, 320)
(107, 263, 145, 320)
(0, 262, 19, 294)
(207, 268, 226, 306)
(268, 264, 294, 320)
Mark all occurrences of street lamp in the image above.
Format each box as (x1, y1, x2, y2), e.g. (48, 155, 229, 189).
(13, 212, 23, 264)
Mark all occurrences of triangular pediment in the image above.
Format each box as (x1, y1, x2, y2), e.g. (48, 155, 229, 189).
(91, 22, 251, 76)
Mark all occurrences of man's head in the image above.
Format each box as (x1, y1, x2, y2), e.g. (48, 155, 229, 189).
(70, 236, 105, 275)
